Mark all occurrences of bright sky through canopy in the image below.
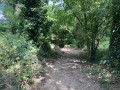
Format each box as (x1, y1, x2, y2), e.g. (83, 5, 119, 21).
(49, 1, 53, 5)
(0, 1, 5, 20)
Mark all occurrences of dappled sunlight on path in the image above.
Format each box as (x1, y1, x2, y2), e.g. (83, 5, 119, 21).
(30, 48, 103, 90)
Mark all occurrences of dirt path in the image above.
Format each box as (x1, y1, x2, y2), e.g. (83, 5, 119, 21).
(30, 48, 103, 90)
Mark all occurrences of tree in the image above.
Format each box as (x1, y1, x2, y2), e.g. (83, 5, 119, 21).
(0, 0, 19, 33)
(109, 0, 120, 67)
(21, 0, 50, 48)
(64, 0, 112, 61)
(47, 5, 74, 48)
(3, 0, 52, 51)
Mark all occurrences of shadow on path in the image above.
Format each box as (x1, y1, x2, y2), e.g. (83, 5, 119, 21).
(30, 48, 103, 90)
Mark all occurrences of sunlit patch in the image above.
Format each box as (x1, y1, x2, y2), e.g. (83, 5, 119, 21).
(53, 68, 58, 71)
(51, 45, 54, 49)
(49, 1, 53, 5)
(46, 73, 50, 76)
(106, 73, 111, 77)
(32, 77, 45, 84)
(61, 48, 72, 52)
(48, 65, 54, 68)
(56, 81, 62, 84)
(59, 85, 68, 90)
(82, 61, 87, 63)
(87, 73, 92, 78)
(56, 81, 69, 90)
(71, 89, 76, 90)
(72, 66, 77, 69)
(74, 63, 79, 66)
(48, 79, 54, 83)
(73, 60, 81, 63)
(46, 63, 54, 68)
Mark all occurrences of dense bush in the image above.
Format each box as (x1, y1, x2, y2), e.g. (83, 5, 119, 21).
(0, 32, 42, 89)
(0, 32, 38, 66)
(109, 0, 120, 68)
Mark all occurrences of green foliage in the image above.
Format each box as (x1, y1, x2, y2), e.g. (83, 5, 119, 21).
(96, 38, 110, 60)
(47, 6, 75, 48)
(0, 70, 5, 84)
(90, 65, 112, 83)
(0, 0, 52, 88)
(2, 0, 52, 50)
(10, 59, 40, 83)
(0, 32, 43, 89)
(0, 32, 38, 67)
(18, 1, 52, 48)
(64, 0, 112, 61)
(109, 0, 120, 68)
(38, 49, 58, 59)
(0, 0, 120, 88)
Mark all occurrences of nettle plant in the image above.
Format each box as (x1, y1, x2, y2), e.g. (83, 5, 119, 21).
(0, 33, 35, 66)
(0, 32, 41, 83)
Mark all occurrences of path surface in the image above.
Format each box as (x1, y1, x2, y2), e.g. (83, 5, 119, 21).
(30, 48, 103, 90)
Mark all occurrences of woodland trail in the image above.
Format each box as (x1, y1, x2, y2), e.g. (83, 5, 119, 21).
(30, 48, 104, 90)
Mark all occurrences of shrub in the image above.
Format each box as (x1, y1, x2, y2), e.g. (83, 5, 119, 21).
(0, 32, 43, 89)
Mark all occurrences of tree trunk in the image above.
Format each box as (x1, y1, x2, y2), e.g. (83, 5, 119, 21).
(86, 38, 91, 55)
(90, 34, 96, 61)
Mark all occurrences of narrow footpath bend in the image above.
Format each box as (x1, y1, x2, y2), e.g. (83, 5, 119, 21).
(30, 48, 103, 90)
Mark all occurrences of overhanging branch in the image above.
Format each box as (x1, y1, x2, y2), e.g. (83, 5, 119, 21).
(65, 1, 83, 26)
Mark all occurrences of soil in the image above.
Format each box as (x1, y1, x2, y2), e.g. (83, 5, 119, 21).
(29, 48, 120, 90)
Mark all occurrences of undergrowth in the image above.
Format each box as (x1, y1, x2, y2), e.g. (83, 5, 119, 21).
(0, 32, 45, 89)
(37, 47, 59, 61)
(87, 38, 120, 89)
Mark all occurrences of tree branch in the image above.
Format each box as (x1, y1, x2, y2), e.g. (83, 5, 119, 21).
(65, 1, 83, 26)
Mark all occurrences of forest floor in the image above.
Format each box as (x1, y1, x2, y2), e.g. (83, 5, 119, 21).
(29, 48, 119, 90)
